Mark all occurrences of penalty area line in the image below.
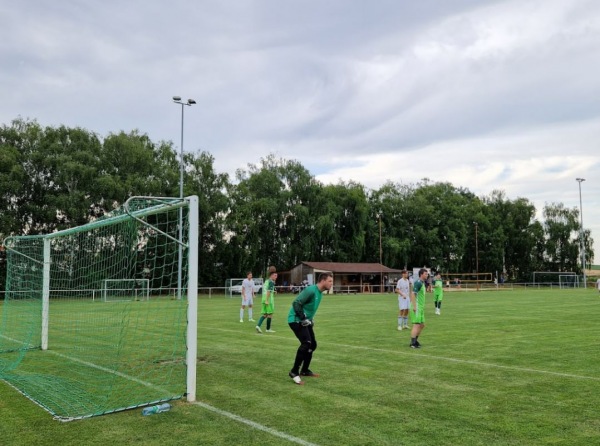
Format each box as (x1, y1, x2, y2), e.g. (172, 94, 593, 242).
(205, 328, 600, 381)
(192, 401, 319, 446)
(330, 342, 600, 381)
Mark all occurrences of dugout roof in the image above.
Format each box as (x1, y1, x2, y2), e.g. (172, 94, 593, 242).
(297, 261, 403, 274)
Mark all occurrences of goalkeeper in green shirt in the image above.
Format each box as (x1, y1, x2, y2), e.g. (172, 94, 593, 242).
(433, 272, 444, 315)
(287, 272, 334, 385)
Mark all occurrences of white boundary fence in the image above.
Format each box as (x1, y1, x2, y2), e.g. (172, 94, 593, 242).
(1, 278, 594, 301)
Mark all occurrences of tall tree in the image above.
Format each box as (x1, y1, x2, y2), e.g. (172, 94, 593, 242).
(543, 202, 581, 272)
(185, 151, 231, 285)
(227, 155, 289, 276)
(483, 191, 540, 280)
(319, 181, 369, 262)
(0, 118, 104, 235)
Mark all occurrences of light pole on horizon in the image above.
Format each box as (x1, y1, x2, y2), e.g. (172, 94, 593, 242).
(576, 178, 586, 288)
(474, 222, 479, 291)
(173, 96, 196, 300)
(378, 212, 383, 293)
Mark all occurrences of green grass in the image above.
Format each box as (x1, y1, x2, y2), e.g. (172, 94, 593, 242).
(0, 297, 188, 420)
(2, 289, 600, 445)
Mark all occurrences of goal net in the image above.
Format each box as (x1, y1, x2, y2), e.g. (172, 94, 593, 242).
(101, 279, 150, 302)
(225, 278, 246, 298)
(0, 196, 198, 421)
(559, 274, 580, 289)
(533, 271, 576, 287)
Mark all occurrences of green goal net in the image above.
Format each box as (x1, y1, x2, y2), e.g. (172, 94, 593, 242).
(0, 196, 198, 421)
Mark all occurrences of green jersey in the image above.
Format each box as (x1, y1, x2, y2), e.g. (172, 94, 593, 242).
(410, 279, 426, 324)
(413, 279, 426, 308)
(287, 284, 323, 323)
(261, 279, 275, 313)
(433, 279, 444, 299)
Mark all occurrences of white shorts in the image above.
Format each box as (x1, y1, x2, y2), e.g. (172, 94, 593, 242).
(398, 296, 410, 310)
(242, 295, 253, 306)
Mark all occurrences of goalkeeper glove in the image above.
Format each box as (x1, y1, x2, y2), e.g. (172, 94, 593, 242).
(300, 318, 312, 327)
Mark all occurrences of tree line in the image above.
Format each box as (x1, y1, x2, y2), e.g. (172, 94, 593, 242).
(0, 118, 594, 289)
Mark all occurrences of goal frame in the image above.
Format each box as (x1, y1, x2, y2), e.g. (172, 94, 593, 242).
(36, 196, 199, 404)
(559, 274, 580, 289)
(532, 271, 576, 286)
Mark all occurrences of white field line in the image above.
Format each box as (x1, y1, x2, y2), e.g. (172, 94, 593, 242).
(192, 401, 319, 446)
(48, 350, 173, 393)
(210, 327, 600, 382)
(51, 352, 319, 444)
(0, 337, 318, 444)
(327, 342, 600, 382)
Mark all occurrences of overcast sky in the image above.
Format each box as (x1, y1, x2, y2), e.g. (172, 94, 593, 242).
(2, 0, 599, 266)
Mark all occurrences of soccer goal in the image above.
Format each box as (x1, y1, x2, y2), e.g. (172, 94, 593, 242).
(533, 271, 576, 287)
(101, 279, 150, 302)
(225, 278, 246, 298)
(559, 274, 580, 289)
(1, 196, 198, 421)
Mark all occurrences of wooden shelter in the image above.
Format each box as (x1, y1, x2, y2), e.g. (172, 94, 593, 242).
(288, 261, 403, 293)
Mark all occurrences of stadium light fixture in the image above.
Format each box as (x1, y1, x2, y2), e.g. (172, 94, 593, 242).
(172, 96, 196, 300)
(576, 178, 586, 288)
(172, 96, 196, 198)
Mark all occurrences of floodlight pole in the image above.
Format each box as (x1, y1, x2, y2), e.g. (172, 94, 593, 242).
(173, 96, 196, 300)
(378, 212, 383, 293)
(576, 178, 586, 288)
(474, 222, 479, 291)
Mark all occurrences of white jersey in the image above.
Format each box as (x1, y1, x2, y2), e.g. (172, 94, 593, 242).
(597, 278, 600, 291)
(396, 278, 411, 299)
(396, 278, 411, 310)
(242, 278, 254, 303)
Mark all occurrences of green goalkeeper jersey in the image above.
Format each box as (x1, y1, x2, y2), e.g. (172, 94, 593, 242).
(287, 284, 323, 323)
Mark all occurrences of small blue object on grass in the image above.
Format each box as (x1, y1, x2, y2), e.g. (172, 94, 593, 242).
(142, 403, 171, 416)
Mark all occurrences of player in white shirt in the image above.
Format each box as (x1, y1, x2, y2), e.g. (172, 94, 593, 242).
(395, 270, 412, 330)
(240, 272, 256, 322)
(596, 278, 600, 293)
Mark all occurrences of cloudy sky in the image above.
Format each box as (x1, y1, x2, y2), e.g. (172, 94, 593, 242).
(2, 0, 599, 265)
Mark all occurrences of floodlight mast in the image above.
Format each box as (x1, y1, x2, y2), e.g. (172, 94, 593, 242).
(576, 178, 586, 288)
(377, 212, 383, 292)
(172, 96, 196, 300)
(474, 222, 479, 291)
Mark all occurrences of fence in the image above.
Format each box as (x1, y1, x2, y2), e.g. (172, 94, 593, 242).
(0, 281, 595, 302)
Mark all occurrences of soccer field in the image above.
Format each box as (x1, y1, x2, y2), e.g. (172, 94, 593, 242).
(1, 288, 600, 445)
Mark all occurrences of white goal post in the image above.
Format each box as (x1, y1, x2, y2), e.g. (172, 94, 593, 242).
(559, 275, 580, 289)
(101, 279, 150, 301)
(533, 271, 576, 286)
(2, 195, 198, 420)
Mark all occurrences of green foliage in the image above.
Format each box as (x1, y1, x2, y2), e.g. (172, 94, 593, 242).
(0, 118, 595, 288)
(187, 151, 231, 285)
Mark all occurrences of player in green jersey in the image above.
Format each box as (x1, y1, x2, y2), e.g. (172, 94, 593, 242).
(433, 272, 444, 315)
(409, 268, 429, 348)
(256, 266, 277, 334)
(287, 272, 334, 385)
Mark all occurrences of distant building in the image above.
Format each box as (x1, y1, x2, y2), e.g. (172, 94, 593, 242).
(289, 261, 403, 293)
